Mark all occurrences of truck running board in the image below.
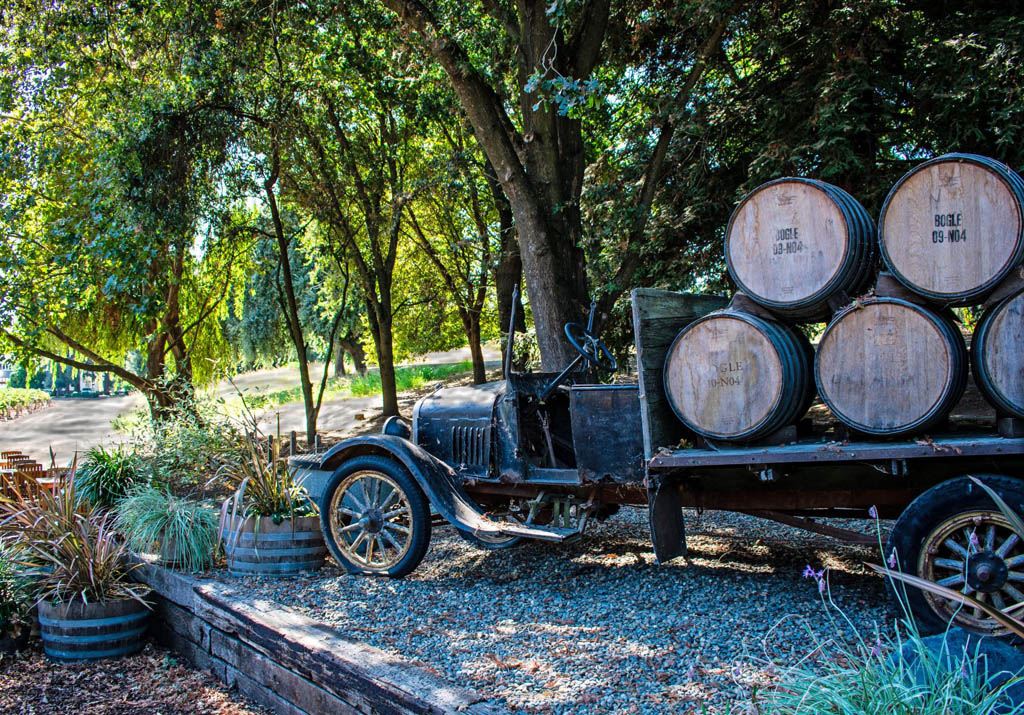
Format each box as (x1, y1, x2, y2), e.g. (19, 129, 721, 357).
(487, 521, 579, 542)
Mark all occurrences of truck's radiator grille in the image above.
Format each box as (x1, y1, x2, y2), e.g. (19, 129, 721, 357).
(451, 425, 489, 468)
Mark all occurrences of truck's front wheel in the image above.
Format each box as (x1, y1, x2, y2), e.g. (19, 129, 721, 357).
(320, 455, 432, 578)
(887, 474, 1024, 637)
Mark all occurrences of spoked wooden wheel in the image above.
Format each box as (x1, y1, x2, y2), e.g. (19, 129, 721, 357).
(331, 471, 414, 569)
(320, 456, 431, 578)
(888, 474, 1024, 637)
(920, 510, 1024, 636)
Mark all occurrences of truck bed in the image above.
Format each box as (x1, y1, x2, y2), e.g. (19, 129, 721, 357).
(648, 432, 1024, 469)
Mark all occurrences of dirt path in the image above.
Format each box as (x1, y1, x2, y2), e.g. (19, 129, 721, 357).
(0, 393, 143, 466)
(0, 345, 501, 465)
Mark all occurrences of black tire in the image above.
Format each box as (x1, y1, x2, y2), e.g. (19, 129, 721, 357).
(456, 529, 522, 551)
(887, 474, 1024, 636)
(319, 455, 431, 578)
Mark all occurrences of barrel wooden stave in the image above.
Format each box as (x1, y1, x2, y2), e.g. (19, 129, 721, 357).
(725, 178, 876, 321)
(879, 153, 1024, 305)
(222, 515, 326, 577)
(972, 287, 1024, 418)
(38, 598, 149, 661)
(815, 298, 968, 436)
(663, 311, 812, 442)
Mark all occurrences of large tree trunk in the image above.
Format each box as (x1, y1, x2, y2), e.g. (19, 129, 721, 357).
(366, 302, 399, 416)
(460, 308, 488, 384)
(487, 170, 526, 338)
(345, 337, 368, 375)
(334, 343, 346, 376)
(380, 0, 601, 372)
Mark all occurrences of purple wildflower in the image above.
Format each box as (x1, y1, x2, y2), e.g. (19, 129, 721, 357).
(868, 505, 878, 519)
(818, 577, 826, 594)
(888, 549, 898, 568)
(969, 531, 980, 552)
(803, 565, 816, 579)
(960, 660, 970, 681)
(870, 636, 882, 658)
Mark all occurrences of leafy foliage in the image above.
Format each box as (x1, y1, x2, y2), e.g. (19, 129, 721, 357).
(0, 542, 31, 633)
(75, 445, 145, 509)
(0, 388, 50, 419)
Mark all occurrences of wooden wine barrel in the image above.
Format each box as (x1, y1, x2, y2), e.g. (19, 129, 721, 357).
(971, 287, 1024, 418)
(815, 298, 967, 436)
(222, 515, 326, 577)
(725, 178, 876, 321)
(879, 154, 1024, 305)
(38, 598, 149, 661)
(663, 311, 812, 442)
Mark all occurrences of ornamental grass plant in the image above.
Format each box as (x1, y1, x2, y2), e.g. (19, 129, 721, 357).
(221, 435, 316, 524)
(0, 541, 31, 637)
(762, 594, 1021, 713)
(116, 486, 219, 572)
(75, 444, 144, 509)
(0, 473, 147, 606)
(760, 482, 1024, 713)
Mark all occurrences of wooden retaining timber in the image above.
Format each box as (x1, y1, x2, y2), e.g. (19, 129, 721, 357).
(131, 559, 498, 715)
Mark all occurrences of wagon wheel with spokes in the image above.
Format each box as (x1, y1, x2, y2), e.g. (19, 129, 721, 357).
(320, 455, 431, 578)
(888, 474, 1024, 637)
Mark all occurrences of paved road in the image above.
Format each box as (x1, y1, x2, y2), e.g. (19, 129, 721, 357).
(0, 344, 501, 466)
(0, 394, 143, 467)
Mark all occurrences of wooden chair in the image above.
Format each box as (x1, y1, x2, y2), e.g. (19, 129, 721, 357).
(0, 469, 48, 503)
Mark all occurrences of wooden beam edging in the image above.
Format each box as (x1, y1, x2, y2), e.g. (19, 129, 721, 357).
(130, 559, 500, 715)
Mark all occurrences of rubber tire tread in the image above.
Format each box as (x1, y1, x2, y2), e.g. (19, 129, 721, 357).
(319, 455, 432, 578)
(887, 474, 1024, 635)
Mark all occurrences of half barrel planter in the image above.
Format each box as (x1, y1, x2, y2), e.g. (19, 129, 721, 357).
(222, 515, 326, 577)
(38, 598, 149, 661)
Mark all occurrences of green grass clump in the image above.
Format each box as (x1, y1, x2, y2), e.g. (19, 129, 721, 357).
(349, 361, 474, 397)
(75, 445, 145, 509)
(764, 622, 1021, 714)
(116, 486, 219, 572)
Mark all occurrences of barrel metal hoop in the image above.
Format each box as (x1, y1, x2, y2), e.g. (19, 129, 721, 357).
(40, 625, 148, 645)
(38, 609, 148, 629)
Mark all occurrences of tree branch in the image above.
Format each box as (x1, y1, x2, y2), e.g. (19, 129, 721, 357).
(595, 3, 742, 323)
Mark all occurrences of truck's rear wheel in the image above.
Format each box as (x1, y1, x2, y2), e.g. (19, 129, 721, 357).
(887, 474, 1024, 636)
(320, 455, 431, 578)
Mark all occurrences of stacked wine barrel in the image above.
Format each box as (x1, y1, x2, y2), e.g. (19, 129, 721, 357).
(663, 153, 1024, 442)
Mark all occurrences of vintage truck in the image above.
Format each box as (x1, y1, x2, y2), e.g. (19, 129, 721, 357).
(291, 287, 1024, 638)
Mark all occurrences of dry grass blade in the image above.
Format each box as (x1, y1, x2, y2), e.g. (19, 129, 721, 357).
(968, 475, 1024, 540)
(869, 563, 1024, 639)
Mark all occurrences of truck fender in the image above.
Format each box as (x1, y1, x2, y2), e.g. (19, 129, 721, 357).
(312, 435, 505, 537)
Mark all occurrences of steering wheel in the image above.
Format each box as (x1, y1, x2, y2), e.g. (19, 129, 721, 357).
(564, 322, 617, 372)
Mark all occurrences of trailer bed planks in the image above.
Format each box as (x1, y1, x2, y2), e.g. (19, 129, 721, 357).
(648, 433, 1024, 469)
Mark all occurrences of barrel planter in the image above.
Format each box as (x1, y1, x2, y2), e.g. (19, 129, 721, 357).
(725, 178, 877, 321)
(879, 153, 1024, 306)
(663, 310, 813, 442)
(38, 598, 149, 661)
(815, 298, 968, 437)
(971, 286, 1024, 418)
(222, 515, 326, 577)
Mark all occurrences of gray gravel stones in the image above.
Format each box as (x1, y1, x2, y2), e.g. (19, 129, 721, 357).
(214, 509, 896, 713)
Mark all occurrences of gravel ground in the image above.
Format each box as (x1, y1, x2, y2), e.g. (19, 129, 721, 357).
(0, 641, 268, 714)
(214, 508, 899, 714)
